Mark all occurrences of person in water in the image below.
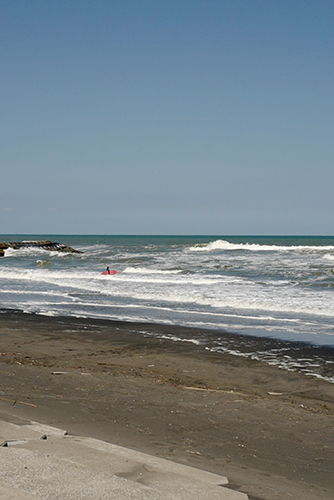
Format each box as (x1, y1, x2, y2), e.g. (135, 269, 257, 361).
(106, 266, 110, 273)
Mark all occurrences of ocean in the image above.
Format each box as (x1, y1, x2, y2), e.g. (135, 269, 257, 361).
(1, 235, 334, 382)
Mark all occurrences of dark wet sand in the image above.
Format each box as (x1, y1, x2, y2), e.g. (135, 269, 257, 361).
(0, 311, 333, 500)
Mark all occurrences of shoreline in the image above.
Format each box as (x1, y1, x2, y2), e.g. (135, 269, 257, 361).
(0, 311, 334, 499)
(1, 308, 334, 383)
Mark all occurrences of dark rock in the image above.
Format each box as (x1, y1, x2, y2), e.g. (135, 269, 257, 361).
(0, 241, 83, 256)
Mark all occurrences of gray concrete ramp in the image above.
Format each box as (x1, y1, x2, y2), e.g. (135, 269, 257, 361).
(0, 419, 248, 500)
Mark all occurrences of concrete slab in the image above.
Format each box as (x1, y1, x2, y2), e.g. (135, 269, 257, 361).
(0, 418, 248, 500)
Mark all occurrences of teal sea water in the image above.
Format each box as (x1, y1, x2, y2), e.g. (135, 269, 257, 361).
(1, 235, 334, 382)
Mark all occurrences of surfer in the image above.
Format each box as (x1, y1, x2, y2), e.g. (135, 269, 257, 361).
(102, 267, 116, 275)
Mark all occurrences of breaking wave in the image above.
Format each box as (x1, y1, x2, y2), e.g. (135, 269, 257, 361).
(188, 239, 334, 253)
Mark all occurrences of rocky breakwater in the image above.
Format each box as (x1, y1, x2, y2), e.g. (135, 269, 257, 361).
(0, 240, 83, 257)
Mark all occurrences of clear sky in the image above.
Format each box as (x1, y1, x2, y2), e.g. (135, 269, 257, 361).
(1, 0, 333, 235)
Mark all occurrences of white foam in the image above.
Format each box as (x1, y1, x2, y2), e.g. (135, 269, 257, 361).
(2, 267, 333, 320)
(123, 267, 182, 275)
(3, 247, 71, 258)
(142, 332, 201, 345)
(0, 289, 71, 298)
(188, 239, 334, 253)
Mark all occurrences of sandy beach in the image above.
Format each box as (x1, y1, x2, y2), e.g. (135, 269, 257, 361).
(0, 311, 333, 500)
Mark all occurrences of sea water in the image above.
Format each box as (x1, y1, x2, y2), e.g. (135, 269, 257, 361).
(1, 235, 334, 381)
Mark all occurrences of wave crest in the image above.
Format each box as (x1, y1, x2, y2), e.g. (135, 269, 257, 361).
(188, 239, 334, 252)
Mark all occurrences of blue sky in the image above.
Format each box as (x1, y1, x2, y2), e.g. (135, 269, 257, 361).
(1, 0, 334, 235)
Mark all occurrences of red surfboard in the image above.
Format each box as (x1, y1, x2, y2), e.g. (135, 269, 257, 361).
(102, 270, 117, 275)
